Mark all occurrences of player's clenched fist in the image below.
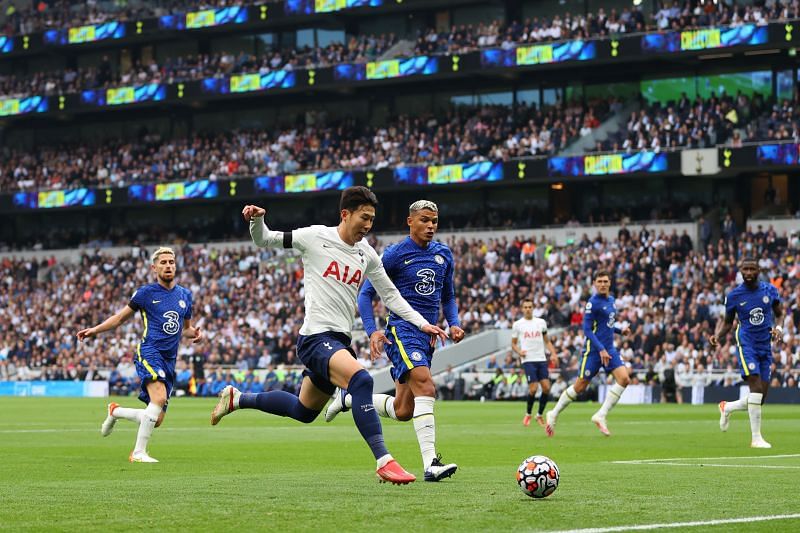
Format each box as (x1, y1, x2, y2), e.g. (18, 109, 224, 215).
(242, 205, 266, 221)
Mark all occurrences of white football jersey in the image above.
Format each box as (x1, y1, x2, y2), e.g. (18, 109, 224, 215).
(250, 219, 427, 336)
(511, 317, 548, 362)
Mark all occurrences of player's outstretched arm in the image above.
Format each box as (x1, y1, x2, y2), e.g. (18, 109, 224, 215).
(77, 305, 135, 341)
(357, 280, 393, 360)
(243, 205, 290, 249)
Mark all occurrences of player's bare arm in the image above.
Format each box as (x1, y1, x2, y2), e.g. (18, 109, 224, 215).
(77, 305, 135, 341)
(182, 318, 204, 344)
(709, 311, 735, 347)
(771, 299, 784, 342)
(368, 330, 392, 361)
(450, 325, 465, 343)
(511, 337, 525, 359)
(599, 349, 611, 366)
(544, 333, 558, 364)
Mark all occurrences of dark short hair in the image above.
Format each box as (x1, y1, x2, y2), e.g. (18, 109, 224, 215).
(741, 257, 758, 267)
(340, 186, 378, 213)
(594, 270, 610, 281)
(521, 298, 534, 305)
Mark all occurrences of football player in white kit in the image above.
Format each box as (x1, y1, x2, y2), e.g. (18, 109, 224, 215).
(211, 186, 447, 484)
(511, 299, 558, 429)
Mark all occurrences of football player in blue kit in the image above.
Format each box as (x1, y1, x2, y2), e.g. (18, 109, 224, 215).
(709, 257, 783, 448)
(77, 247, 203, 463)
(325, 200, 464, 482)
(545, 270, 631, 437)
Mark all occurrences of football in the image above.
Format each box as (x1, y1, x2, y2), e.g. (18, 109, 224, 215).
(516, 455, 560, 498)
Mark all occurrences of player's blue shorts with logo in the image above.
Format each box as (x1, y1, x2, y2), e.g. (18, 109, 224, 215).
(522, 361, 549, 383)
(296, 332, 356, 396)
(579, 349, 624, 380)
(135, 344, 177, 410)
(386, 323, 433, 383)
(736, 340, 772, 381)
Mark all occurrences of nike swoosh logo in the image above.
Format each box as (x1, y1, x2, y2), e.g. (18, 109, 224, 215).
(322, 244, 332, 248)
(404, 259, 414, 264)
(740, 302, 747, 306)
(152, 300, 161, 304)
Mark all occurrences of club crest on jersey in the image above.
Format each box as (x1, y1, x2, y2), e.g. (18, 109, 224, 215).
(179, 300, 186, 309)
(322, 261, 362, 286)
(762, 296, 769, 304)
(434, 254, 444, 264)
(411, 351, 423, 361)
(158, 369, 166, 378)
(748, 362, 755, 370)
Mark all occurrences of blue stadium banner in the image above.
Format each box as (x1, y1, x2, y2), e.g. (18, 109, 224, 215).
(548, 152, 669, 177)
(0, 95, 49, 117)
(0, 35, 13, 54)
(128, 180, 219, 202)
(756, 143, 799, 166)
(641, 23, 768, 54)
(0, 381, 108, 397)
(80, 84, 166, 107)
(254, 171, 354, 194)
(481, 41, 596, 68)
(394, 162, 504, 186)
(335, 56, 438, 82)
(200, 71, 296, 95)
(43, 21, 126, 46)
(158, 6, 248, 30)
(12, 188, 96, 209)
(284, 0, 383, 15)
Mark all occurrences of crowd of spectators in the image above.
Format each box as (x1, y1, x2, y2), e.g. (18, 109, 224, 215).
(1, 223, 799, 399)
(3, 0, 799, 99)
(1, 99, 608, 192)
(4, 0, 795, 40)
(0, 33, 398, 99)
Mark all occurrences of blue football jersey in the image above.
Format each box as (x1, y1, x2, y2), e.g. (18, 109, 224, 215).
(128, 283, 193, 356)
(359, 237, 458, 334)
(583, 293, 618, 354)
(725, 281, 780, 345)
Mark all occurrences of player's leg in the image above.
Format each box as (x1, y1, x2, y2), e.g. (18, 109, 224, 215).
(537, 376, 551, 426)
(403, 365, 457, 481)
(522, 362, 537, 426)
(747, 354, 773, 448)
(547, 353, 597, 436)
(591, 362, 630, 436)
(130, 379, 167, 463)
(327, 349, 415, 483)
(215, 373, 324, 424)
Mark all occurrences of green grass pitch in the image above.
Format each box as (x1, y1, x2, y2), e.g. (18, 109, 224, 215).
(1, 398, 798, 532)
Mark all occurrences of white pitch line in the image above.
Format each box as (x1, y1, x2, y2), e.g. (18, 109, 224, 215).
(547, 513, 800, 533)
(612, 453, 800, 464)
(616, 461, 800, 470)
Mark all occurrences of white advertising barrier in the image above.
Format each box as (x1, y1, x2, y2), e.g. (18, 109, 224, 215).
(598, 383, 650, 404)
(0, 381, 108, 397)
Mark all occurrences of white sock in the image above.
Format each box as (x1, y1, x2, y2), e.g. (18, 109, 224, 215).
(376, 453, 393, 469)
(413, 396, 436, 469)
(344, 393, 352, 409)
(373, 394, 397, 420)
(134, 403, 162, 454)
(747, 392, 763, 439)
(597, 383, 626, 417)
(724, 397, 748, 413)
(552, 385, 578, 417)
(113, 407, 144, 423)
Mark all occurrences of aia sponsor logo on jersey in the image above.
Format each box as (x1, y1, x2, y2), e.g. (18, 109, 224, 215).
(322, 261, 362, 286)
(523, 330, 542, 339)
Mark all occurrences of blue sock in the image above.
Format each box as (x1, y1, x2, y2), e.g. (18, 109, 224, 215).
(348, 369, 389, 460)
(239, 391, 319, 423)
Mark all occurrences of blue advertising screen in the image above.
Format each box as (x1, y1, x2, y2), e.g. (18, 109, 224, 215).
(394, 162, 503, 185)
(641, 24, 768, 54)
(548, 152, 668, 176)
(756, 143, 798, 165)
(254, 171, 354, 194)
